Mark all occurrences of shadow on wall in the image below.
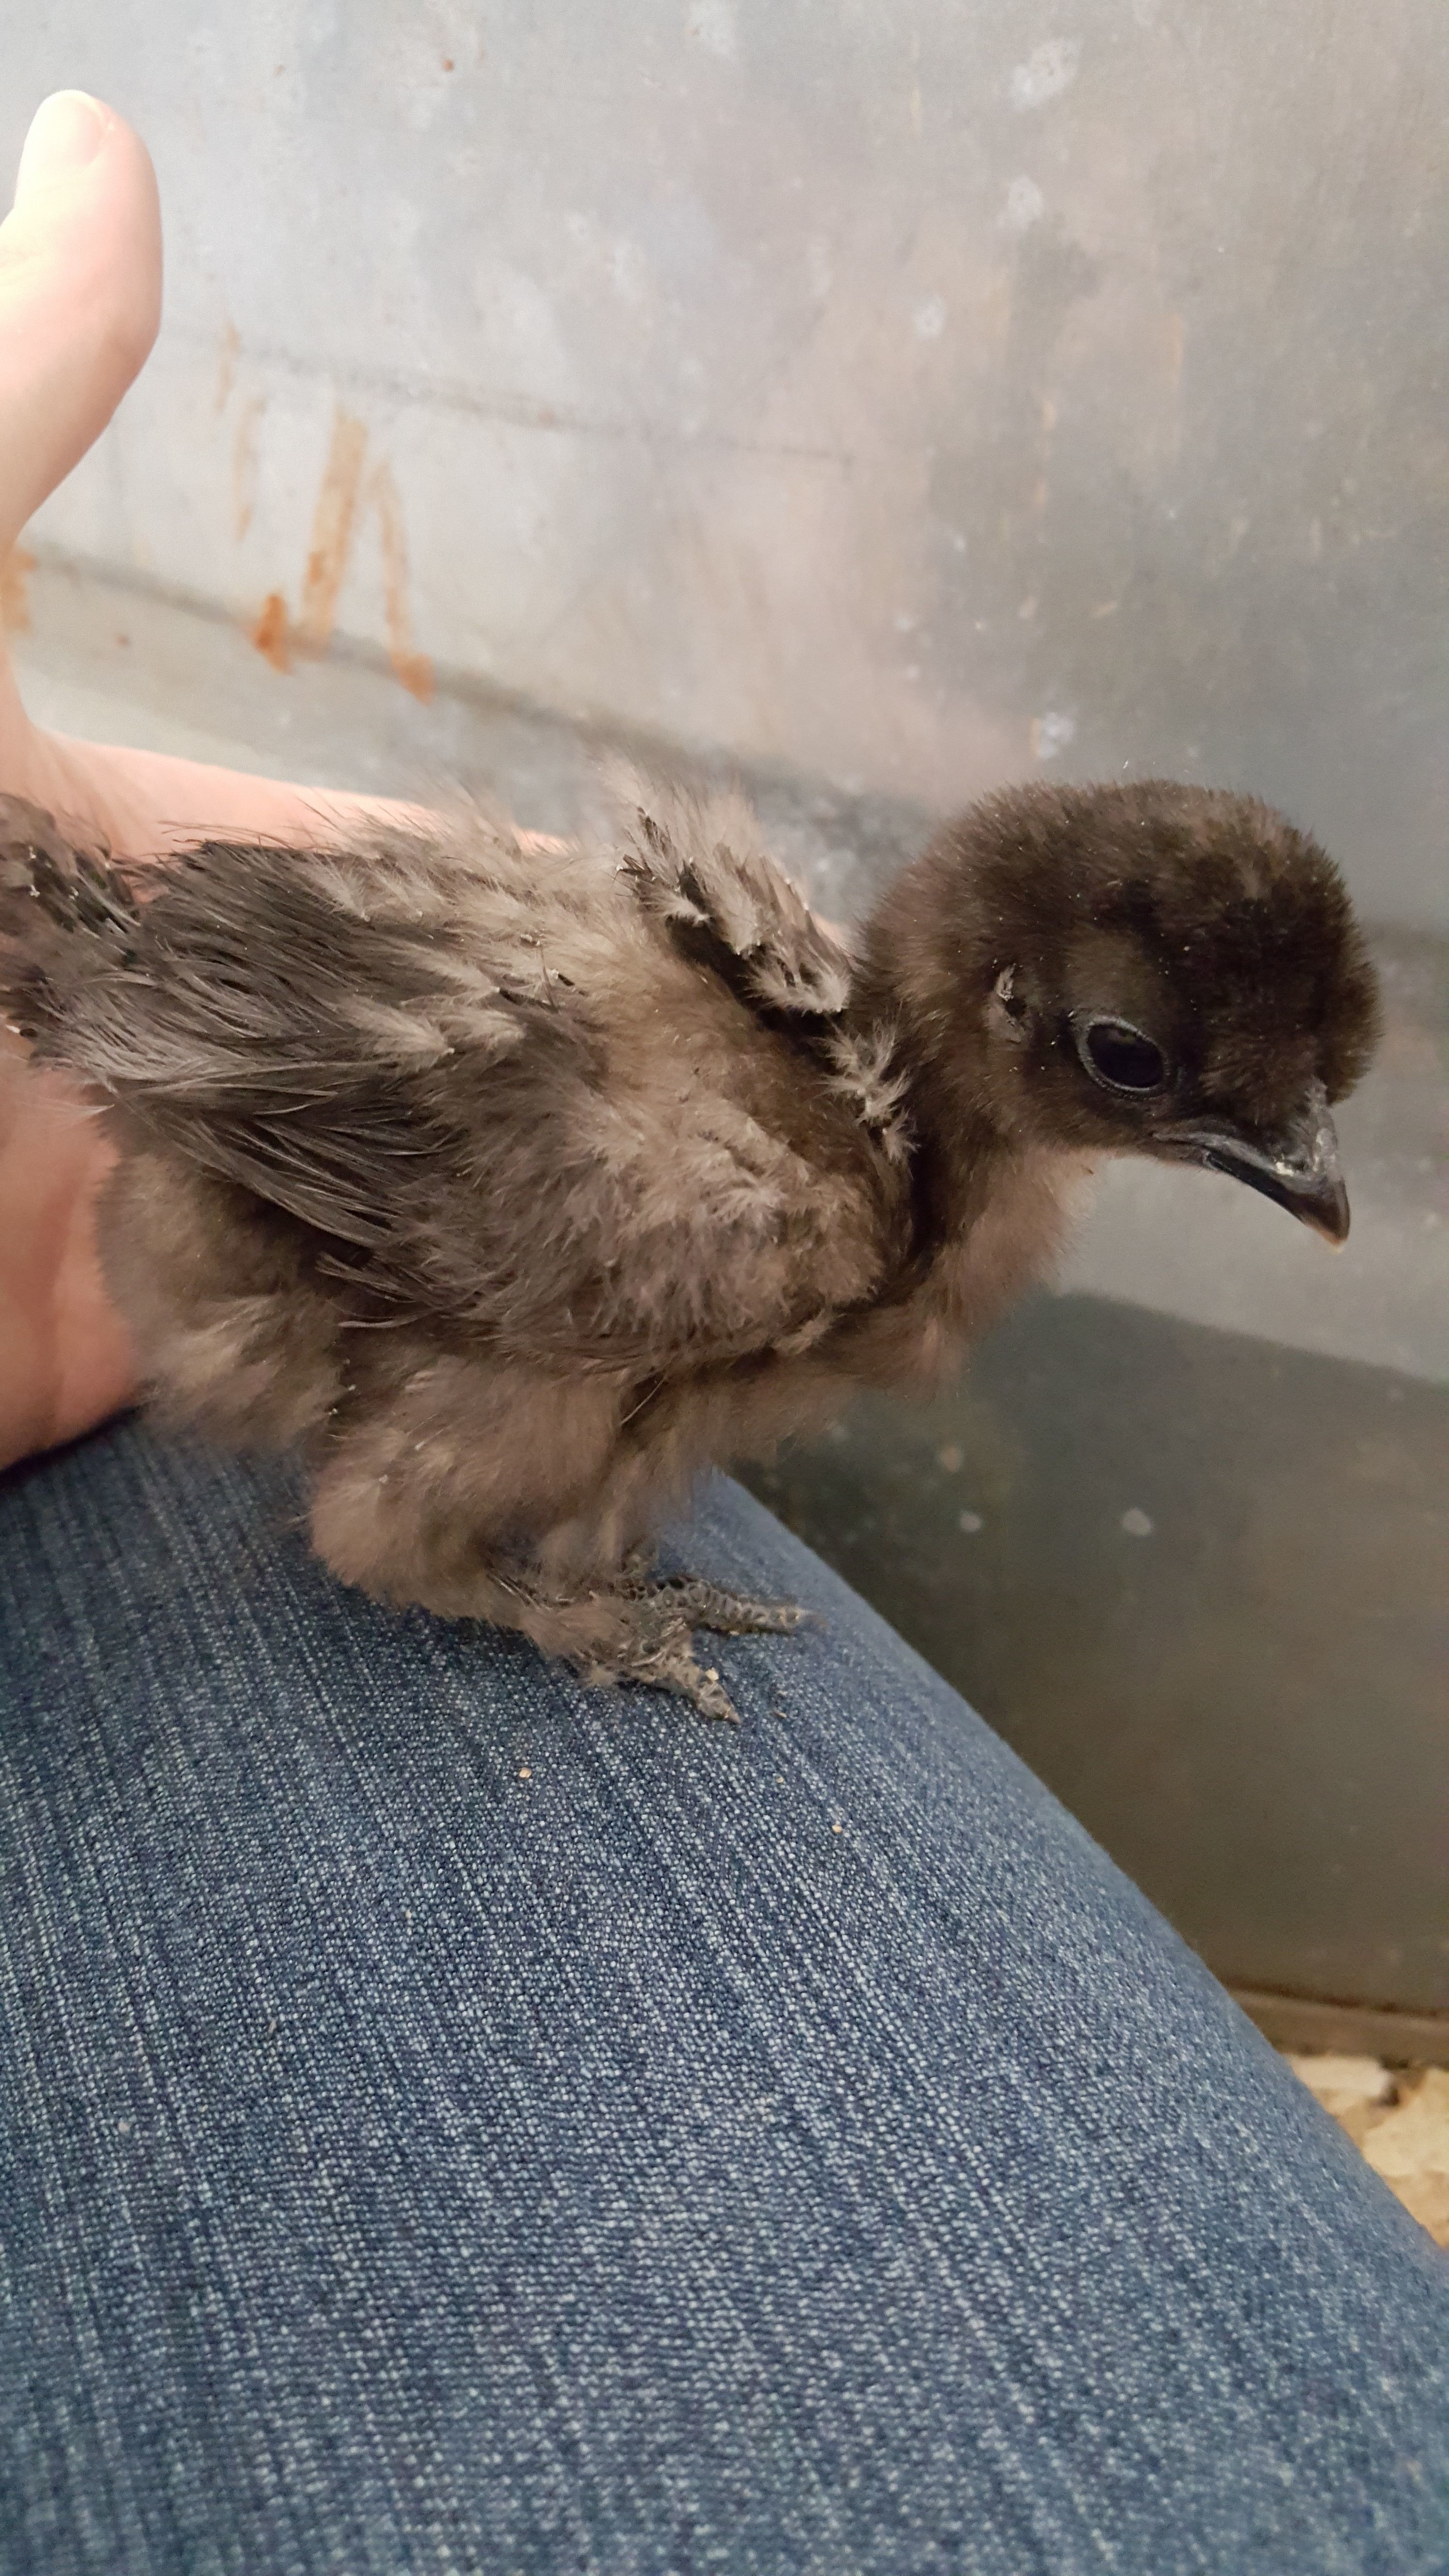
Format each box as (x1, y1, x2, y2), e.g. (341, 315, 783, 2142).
(745, 1290, 1449, 2024)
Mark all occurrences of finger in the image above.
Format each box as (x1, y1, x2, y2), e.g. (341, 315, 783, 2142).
(0, 93, 161, 556)
(0, 1048, 134, 1464)
(12, 724, 437, 862)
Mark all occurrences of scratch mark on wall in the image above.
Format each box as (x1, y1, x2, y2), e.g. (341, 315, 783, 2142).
(298, 410, 370, 651)
(1030, 394, 1057, 522)
(165, 324, 857, 465)
(215, 321, 241, 416)
(232, 394, 266, 543)
(369, 459, 435, 702)
(1164, 312, 1186, 391)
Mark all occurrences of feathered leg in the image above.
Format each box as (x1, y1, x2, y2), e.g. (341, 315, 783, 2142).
(308, 1366, 807, 1723)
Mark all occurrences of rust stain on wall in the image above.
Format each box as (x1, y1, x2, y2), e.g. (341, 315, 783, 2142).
(369, 459, 435, 702)
(214, 320, 241, 416)
(243, 413, 432, 696)
(251, 590, 292, 671)
(0, 546, 36, 633)
(298, 410, 369, 651)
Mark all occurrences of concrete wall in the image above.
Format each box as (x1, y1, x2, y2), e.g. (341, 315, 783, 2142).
(5, 0, 1448, 923)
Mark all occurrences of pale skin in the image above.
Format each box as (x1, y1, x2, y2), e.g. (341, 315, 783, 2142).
(0, 92, 459, 1467)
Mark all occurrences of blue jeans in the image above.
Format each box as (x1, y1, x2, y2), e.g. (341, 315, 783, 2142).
(1, 1423, 1444, 2576)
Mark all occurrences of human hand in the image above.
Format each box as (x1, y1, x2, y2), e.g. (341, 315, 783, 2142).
(0, 94, 415, 1468)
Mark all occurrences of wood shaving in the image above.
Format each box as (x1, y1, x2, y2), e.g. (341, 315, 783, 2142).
(1289, 2054, 1449, 2246)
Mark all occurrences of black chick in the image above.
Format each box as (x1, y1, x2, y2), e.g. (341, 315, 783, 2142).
(0, 772, 1379, 1721)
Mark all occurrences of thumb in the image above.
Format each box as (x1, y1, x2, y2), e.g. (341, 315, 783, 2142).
(0, 93, 161, 556)
(14, 88, 110, 200)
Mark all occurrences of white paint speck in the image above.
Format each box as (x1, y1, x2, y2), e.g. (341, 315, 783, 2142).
(475, 261, 573, 393)
(1121, 1507, 1154, 1538)
(687, 0, 737, 58)
(1001, 175, 1046, 233)
(1030, 710, 1077, 761)
(609, 239, 648, 306)
(805, 236, 833, 298)
(958, 1511, 984, 1535)
(913, 294, 947, 340)
(1010, 38, 1081, 111)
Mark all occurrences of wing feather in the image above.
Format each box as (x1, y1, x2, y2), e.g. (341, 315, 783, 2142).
(608, 765, 854, 1024)
(33, 798, 906, 1364)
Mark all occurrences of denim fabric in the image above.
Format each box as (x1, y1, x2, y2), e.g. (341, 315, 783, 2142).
(0, 1421, 1444, 2576)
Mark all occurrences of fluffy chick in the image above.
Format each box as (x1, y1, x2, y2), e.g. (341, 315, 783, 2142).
(0, 773, 1379, 1720)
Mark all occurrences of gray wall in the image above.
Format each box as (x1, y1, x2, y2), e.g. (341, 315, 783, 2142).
(6, 0, 1449, 924)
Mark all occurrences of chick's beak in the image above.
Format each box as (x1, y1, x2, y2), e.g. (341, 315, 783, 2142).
(1154, 1080, 1351, 1245)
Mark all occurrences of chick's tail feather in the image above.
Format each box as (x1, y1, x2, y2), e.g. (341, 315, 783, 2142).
(0, 795, 140, 1046)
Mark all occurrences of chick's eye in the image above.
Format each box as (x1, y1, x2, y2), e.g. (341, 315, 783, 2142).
(1076, 1016, 1169, 1095)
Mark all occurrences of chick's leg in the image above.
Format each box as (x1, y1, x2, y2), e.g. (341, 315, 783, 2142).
(602, 1562, 808, 1719)
(651, 1576, 806, 1638)
(615, 1553, 802, 1631)
(583, 1590, 747, 1726)
(513, 1576, 802, 1724)
(308, 1368, 803, 1723)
